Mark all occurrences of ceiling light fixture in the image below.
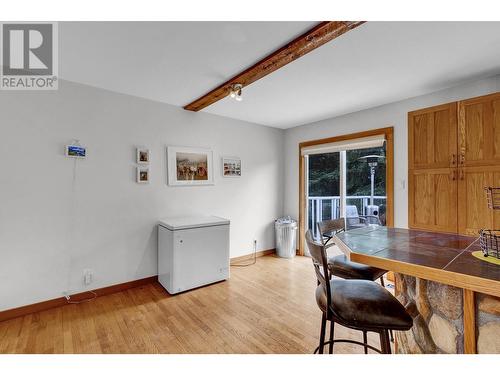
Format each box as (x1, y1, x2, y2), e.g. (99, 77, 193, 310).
(229, 83, 243, 102)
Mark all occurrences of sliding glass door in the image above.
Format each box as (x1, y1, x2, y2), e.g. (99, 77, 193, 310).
(306, 143, 387, 241)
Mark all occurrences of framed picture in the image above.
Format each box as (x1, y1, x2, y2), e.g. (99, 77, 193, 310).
(167, 146, 214, 186)
(136, 148, 150, 164)
(65, 144, 86, 158)
(222, 157, 241, 177)
(137, 167, 150, 184)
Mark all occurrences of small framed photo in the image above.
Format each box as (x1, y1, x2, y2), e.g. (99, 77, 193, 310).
(65, 144, 86, 158)
(222, 157, 241, 177)
(137, 167, 150, 184)
(136, 148, 150, 164)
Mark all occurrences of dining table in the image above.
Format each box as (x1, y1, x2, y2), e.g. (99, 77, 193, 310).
(333, 225, 500, 354)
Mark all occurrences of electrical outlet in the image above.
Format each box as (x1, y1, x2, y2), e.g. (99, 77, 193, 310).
(83, 269, 93, 286)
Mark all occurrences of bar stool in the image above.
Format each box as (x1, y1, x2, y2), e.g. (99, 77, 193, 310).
(306, 230, 412, 354)
(317, 218, 387, 285)
(317, 218, 393, 346)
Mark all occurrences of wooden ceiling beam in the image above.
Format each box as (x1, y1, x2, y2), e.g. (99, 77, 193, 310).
(184, 21, 366, 112)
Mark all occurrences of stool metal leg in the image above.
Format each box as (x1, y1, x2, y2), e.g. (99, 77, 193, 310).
(363, 330, 368, 354)
(379, 330, 386, 354)
(385, 330, 392, 354)
(329, 321, 335, 354)
(378, 330, 391, 354)
(318, 312, 326, 354)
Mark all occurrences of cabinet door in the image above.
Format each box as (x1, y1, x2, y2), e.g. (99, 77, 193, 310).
(409, 102, 458, 169)
(459, 92, 500, 167)
(457, 165, 500, 236)
(408, 168, 458, 233)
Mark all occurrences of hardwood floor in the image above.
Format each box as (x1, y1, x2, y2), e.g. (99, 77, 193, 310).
(0, 255, 387, 354)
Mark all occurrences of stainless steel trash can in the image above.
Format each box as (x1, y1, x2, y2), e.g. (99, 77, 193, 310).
(275, 217, 297, 258)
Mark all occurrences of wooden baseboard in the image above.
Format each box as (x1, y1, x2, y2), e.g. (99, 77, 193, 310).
(0, 276, 156, 323)
(230, 249, 275, 265)
(1, 249, 278, 323)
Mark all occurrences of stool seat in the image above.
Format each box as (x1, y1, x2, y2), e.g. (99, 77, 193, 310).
(315, 278, 413, 331)
(328, 254, 386, 281)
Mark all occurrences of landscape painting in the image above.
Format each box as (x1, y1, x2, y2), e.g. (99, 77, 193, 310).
(167, 146, 214, 186)
(176, 152, 208, 181)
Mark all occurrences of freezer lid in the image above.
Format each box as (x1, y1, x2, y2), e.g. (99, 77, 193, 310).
(158, 215, 230, 230)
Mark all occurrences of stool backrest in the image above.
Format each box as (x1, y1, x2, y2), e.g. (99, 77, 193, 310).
(305, 230, 332, 308)
(317, 218, 345, 245)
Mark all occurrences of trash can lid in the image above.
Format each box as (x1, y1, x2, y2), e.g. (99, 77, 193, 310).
(276, 216, 297, 225)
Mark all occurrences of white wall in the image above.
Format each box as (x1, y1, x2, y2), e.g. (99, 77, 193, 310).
(283, 75, 500, 229)
(0, 80, 284, 310)
(3, 74, 500, 312)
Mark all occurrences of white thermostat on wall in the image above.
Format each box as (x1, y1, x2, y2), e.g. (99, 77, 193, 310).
(65, 143, 86, 158)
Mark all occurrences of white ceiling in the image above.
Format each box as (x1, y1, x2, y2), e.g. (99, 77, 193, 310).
(59, 21, 500, 128)
(58, 22, 315, 110)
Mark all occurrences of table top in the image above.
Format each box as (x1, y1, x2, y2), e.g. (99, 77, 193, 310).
(334, 226, 500, 297)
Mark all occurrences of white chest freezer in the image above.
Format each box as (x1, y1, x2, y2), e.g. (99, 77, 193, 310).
(158, 216, 230, 294)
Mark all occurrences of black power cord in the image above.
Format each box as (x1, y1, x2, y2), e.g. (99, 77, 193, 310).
(231, 240, 257, 267)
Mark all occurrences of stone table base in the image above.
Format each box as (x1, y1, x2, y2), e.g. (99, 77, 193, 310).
(394, 273, 500, 354)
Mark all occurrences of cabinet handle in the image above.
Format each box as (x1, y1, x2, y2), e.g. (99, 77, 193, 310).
(459, 169, 464, 180)
(451, 170, 456, 181)
(459, 153, 465, 165)
(451, 154, 456, 166)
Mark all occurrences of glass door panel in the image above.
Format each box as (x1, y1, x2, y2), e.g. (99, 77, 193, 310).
(307, 152, 340, 240)
(345, 144, 387, 230)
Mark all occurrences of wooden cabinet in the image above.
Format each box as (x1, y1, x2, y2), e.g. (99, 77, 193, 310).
(458, 165, 500, 236)
(458, 92, 500, 167)
(408, 102, 458, 233)
(409, 168, 457, 233)
(408, 92, 500, 235)
(409, 103, 457, 169)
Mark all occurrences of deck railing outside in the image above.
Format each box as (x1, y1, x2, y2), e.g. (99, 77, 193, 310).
(308, 195, 387, 238)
